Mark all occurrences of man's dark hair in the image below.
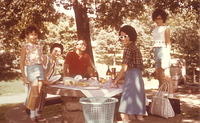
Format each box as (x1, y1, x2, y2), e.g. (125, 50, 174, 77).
(152, 9, 168, 23)
(50, 43, 64, 54)
(119, 25, 137, 43)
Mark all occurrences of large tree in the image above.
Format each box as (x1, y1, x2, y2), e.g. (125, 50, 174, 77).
(72, 0, 94, 62)
(0, 0, 60, 80)
(0, 0, 199, 80)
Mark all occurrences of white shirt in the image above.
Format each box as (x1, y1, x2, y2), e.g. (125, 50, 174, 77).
(152, 26, 168, 47)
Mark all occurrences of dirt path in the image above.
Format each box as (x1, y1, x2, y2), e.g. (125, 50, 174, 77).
(2, 79, 200, 123)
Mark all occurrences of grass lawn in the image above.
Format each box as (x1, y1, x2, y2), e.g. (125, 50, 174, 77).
(0, 78, 62, 122)
(0, 78, 199, 123)
(0, 79, 25, 96)
(0, 79, 25, 122)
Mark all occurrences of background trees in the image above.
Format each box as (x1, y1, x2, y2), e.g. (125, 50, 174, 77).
(0, 0, 199, 81)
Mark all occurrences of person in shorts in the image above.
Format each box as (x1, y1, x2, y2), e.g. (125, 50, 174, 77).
(20, 25, 46, 121)
(152, 9, 174, 97)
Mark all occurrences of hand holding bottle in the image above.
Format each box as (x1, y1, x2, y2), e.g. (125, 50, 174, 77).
(110, 79, 119, 88)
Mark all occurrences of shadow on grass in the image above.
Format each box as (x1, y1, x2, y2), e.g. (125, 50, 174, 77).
(1, 86, 199, 123)
(0, 103, 19, 123)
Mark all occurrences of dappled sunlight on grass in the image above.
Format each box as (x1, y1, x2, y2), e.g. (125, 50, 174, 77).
(43, 104, 63, 117)
(0, 80, 25, 96)
(182, 119, 198, 123)
(143, 78, 159, 90)
(179, 96, 200, 107)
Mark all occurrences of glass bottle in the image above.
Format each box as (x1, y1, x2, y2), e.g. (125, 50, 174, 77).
(106, 65, 112, 80)
(111, 67, 116, 80)
(94, 71, 99, 81)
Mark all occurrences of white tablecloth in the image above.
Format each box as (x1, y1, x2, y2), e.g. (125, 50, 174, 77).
(50, 84, 122, 97)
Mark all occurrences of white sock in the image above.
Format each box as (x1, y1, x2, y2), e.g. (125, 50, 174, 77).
(35, 108, 40, 116)
(169, 94, 174, 98)
(30, 110, 36, 118)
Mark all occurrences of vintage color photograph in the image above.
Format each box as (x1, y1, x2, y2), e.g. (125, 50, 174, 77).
(0, 0, 199, 123)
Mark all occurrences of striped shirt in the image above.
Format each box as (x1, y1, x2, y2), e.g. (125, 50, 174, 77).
(43, 55, 57, 80)
(122, 43, 144, 70)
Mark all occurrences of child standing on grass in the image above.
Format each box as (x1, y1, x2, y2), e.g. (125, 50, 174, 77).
(20, 25, 46, 121)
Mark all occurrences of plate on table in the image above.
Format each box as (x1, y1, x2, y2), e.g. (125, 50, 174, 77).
(82, 86, 100, 90)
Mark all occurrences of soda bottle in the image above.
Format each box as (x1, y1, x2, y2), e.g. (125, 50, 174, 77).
(106, 65, 112, 80)
(111, 68, 116, 80)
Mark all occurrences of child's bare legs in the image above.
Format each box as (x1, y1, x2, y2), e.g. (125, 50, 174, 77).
(164, 68, 174, 97)
(157, 67, 174, 97)
(29, 80, 39, 120)
(38, 81, 43, 93)
(155, 68, 164, 87)
(35, 80, 47, 119)
(29, 79, 45, 120)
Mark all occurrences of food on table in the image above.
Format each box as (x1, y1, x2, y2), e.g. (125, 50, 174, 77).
(99, 77, 107, 83)
(64, 80, 76, 86)
(75, 81, 89, 87)
(64, 79, 90, 87)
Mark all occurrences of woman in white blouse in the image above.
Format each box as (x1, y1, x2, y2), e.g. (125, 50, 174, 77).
(152, 9, 174, 97)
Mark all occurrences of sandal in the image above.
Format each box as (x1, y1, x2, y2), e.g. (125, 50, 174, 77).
(136, 115, 144, 121)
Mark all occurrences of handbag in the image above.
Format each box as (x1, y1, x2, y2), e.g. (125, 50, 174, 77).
(150, 82, 175, 118)
(169, 98, 181, 114)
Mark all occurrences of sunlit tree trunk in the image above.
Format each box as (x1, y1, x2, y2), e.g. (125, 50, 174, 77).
(72, 0, 94, 62)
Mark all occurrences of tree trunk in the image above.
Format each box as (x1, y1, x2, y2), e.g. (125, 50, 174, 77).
(72, 0, 94, 63)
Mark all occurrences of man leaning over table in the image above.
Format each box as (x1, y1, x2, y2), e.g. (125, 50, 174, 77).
(63, 40, 97, 79)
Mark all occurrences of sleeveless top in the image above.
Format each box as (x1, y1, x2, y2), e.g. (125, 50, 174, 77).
(24, 42, 43, 66)
(152, 26, 168, 47)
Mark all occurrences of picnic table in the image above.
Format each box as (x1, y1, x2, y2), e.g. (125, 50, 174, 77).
(45, 82, 122, 123)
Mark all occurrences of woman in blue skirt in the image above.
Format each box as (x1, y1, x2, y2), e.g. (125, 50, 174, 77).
(112, 25, 146, 122)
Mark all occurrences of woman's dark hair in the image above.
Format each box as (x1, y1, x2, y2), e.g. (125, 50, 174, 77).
(50, 43, 64, 54)
(119, 25, 137, 43)
(152, 9, 168, 23)
(20, 25, 41, 39)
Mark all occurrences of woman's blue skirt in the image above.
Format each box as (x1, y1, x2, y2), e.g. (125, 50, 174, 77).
(119, 68, 146, 115)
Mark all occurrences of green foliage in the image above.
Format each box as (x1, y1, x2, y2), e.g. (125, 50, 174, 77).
(43, 16, 77, 53)
(0, 80, 24, 96)
(0, 52, 19, 81)
(92, 0, 199, 77)
(0, 0, 199, 80)
(0, 0, 61, 80)
(95, 0, 146, 29)
(91, 26, 122, 65)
